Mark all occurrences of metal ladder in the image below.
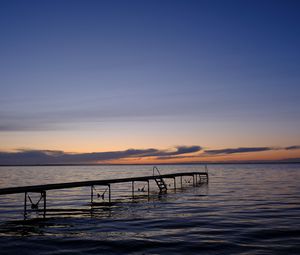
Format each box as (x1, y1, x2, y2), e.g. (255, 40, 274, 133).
(153, 166, 168, 193)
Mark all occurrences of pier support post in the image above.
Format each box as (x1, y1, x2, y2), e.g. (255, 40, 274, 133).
(108, 184, 111, 204)
(91, 185, 94, 204)
(180, 176, 183, 188)
(193, 175, 195, 187)
(147, 180, 150, 200)
(173, 177, 176, 191)
(23, 191, 46, 219)
(24, 192, 27, 219)
(132, 181, 134, 200)
(42, 191, 46, 218)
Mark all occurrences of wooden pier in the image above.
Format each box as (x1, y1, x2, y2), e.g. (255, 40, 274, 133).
(0, 168, 208, 220)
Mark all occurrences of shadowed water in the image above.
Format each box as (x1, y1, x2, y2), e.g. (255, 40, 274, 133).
(0, 164, 299, 254)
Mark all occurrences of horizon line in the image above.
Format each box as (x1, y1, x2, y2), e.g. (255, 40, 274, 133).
(1, 161, 300, 167)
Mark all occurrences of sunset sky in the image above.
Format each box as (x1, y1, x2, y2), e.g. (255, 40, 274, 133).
(1, 0, 300, 164)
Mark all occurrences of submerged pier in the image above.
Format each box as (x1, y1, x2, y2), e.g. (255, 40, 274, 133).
(0, 167, 208, 220)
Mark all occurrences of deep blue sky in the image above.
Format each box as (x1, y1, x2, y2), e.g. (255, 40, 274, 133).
(1, 0, 300, 159)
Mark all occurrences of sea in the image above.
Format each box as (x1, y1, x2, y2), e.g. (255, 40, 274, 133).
(0, 164, 299, 254)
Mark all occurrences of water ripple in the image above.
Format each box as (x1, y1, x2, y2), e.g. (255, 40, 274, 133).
(0, 164, 300, 254)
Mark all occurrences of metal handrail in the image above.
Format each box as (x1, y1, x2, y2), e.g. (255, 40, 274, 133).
(153, 166, 161, 176)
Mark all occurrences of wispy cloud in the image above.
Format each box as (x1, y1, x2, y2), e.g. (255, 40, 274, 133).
(0, 146, 202, 165)
(152, 146, 202, 157)
(204, 147, 274, 155)
(0, 94, 201, 132)
(1, 145, 299, 165)
(203, 145, 300, 156)
(285, 145, 300, 150)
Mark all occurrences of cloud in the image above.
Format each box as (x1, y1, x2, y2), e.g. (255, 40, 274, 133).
(204, 147, 273, 155)
(171, 146, 202, 155)
(204, 145, 300, 155)
(279, 157, 300, 162)
(285, 145, 300, 150)
(149, 146, 202, 157)
(1, 145, 299, 165)
(0, 94, 202, 132)
(0, 145, 202, 165)
(155, 155, 200, 160)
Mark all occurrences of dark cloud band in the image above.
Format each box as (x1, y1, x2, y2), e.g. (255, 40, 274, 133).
(0, 146, 202, 165)
(285, 145, 300, 150)
(0, 145, 299, 165)
(204, 147, 273, 155)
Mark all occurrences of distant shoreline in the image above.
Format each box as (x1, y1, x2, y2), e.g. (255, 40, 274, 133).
(0, 162, 300, 167)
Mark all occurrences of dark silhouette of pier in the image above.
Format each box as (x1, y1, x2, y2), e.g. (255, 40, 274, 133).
(0, 167, 208, 220)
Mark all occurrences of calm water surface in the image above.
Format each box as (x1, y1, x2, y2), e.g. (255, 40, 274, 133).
(0, 164, 299, 254)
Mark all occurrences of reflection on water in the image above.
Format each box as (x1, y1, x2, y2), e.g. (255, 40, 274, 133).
(0, 164, 300, 254)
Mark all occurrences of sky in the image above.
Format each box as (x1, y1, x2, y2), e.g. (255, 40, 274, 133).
(0, 0, 300, 164)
